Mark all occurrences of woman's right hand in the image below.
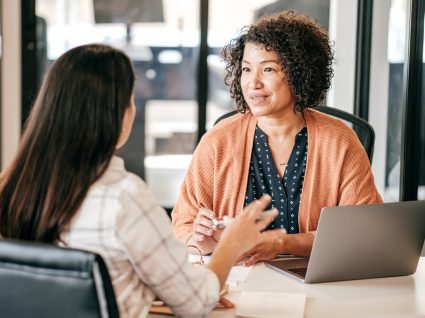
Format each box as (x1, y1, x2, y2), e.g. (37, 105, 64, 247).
(192, 208, 220, 242)
(207, 195, 277, 289)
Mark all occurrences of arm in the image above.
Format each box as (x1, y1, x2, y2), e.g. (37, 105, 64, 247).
(171, 137, 219, 254)
(338, 136, 383, 205)
(241, 128, 382, 265)
(238, 230, 314, 266)
(207, 195, 276, 287)
(118, 184, 221, 318)
(120, 179, 276, 317)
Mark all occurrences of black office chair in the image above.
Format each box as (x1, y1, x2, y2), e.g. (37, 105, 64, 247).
(0, 239, 119, 318)
(214, 106, 375, 163)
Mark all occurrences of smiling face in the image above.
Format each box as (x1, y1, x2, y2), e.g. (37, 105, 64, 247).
(240, 43, 296, 118)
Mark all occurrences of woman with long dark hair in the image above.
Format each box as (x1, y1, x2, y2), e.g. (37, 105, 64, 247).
(0, 44, 276, 318)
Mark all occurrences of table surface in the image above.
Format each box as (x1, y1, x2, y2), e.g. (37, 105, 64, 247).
(149, 257, 425, 317)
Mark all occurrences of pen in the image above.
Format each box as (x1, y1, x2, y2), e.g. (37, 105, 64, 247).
(212, 210, 277, 229)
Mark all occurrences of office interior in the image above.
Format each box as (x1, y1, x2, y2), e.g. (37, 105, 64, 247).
(0, 0, 424, 212)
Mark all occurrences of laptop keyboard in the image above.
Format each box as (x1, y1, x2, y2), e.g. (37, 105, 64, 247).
(287, 267, 307, 278)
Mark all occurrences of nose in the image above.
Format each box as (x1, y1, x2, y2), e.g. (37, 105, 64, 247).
(247, 71, 263, 89)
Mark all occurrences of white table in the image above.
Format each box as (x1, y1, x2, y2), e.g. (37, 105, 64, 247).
(149, 257, 425, 317)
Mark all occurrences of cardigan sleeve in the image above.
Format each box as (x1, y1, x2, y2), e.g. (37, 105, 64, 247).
(298, 111, 383, 234)
(171, 134, 217, 251)
(337, 129, 383, 206)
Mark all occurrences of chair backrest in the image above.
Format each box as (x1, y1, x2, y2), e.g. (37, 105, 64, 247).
(0, 239, 119, 318)
(214, 106, 375, 163)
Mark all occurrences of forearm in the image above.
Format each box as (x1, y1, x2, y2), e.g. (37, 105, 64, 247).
(206, 241, 240, 288)
(276, 231, 315, 257)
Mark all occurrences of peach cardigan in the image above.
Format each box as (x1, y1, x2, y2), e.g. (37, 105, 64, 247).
(171, 109, 383, 247)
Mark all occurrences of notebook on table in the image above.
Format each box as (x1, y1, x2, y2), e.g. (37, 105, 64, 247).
(265, 200, 425, 284)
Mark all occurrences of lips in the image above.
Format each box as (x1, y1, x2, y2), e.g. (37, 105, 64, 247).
(249, 93, 269, 103)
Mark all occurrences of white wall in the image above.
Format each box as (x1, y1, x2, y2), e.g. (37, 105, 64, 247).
(327, 0, 358, 113)
(1, 0, 21, 169)
(369, 0, 391, 197)
(329, 0, 392, 198)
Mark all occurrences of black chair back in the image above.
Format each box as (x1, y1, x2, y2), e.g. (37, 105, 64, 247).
(214, 107, 375, 163)
(316, 106, 374, 162)
(0, 239, 119, 318)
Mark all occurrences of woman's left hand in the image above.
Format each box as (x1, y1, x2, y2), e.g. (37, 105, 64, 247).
(237, 229, 285, 266)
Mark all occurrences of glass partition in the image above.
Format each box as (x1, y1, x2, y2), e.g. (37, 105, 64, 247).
(0, 3, 2, 168)
(36, 0, 199, 208)
(207, 0, 331, 129)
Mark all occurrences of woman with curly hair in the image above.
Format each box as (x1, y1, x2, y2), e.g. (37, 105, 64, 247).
(172, 11, 382, 265)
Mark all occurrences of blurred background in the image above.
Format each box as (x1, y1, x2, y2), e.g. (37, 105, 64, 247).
(1, 0, 424, 211)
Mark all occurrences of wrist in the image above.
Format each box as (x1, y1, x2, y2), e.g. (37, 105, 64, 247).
(187, 234, 217, 255)
(214, 240, 240, 264)
(271, 229, 287, 254)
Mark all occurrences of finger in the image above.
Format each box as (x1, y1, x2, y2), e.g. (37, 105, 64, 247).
(192, 233, 205, 241)
(245, 194, 272, 219)
(193, 223, 214, 236)
(237, 246, 258, 263)
(218, 296, 235, 308)
(256, 208, 279, 231)
(196, 216, 216, 229)
(244, 253, 260, 267)
(236, 252, 248, 264)
(198, 208, 216, 220)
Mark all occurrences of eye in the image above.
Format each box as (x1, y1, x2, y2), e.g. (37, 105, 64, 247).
(264, 67, 275, 72)
(242, 66, 250, 72)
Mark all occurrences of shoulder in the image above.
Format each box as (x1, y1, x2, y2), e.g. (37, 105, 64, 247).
(197, 112, 253, 148)
(305, 108, 361, 146)
(98, 158, 171, 231)
(92, 156, 162, 215)
(95, 157, 147, 194)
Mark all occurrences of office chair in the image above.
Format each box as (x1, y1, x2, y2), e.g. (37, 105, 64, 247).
(214, 106, 375, 163)
(0, 239, 119, 318)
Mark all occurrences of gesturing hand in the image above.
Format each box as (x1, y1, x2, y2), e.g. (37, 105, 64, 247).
(218, 195, 278, 257)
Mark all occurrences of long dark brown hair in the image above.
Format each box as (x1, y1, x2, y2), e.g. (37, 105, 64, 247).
(0, 44, 135, 242)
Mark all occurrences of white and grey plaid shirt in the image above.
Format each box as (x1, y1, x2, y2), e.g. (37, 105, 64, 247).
(61, 156, 219, 318)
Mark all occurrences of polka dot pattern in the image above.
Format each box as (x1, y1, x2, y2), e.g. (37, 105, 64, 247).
(244, 126, 308, 233)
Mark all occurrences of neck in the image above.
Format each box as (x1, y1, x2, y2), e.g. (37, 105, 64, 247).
(257, 109, 305, 140)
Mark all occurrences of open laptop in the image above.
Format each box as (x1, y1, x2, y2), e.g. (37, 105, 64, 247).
(264, 200, 425, 283)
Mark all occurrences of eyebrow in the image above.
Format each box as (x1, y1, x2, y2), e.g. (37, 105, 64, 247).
(242, 59, 280, 64)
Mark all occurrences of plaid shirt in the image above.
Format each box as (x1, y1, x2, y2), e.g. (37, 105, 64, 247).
(62, 156, 219, 318)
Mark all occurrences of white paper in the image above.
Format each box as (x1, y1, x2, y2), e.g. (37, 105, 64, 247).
(188, 254, 252, 284)
(236, 291, 306, 318)
(227, 265, 253, 282)
(188, 254, 211, 264)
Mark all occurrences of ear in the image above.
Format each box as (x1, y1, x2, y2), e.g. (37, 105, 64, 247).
(116, 98, 136, 149)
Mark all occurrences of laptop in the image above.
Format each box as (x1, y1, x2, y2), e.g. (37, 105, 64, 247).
(264, 200, 425, 284)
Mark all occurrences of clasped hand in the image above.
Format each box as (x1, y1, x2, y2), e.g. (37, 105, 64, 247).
(192, 207, 286, 266)
(192, 208, 222, 242)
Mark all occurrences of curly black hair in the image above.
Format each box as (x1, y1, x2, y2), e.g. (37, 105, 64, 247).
(221, 10, 334, 112)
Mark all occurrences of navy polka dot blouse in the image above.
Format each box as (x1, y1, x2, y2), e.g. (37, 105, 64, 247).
(244, 126, 308, 233)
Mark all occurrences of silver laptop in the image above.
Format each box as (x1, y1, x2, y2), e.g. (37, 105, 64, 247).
(264, 200, 425, 284)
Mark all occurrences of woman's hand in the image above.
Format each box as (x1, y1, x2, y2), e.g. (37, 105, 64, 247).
(237, 229, 286, 266)
(207, 195, 278, 288)
(192, 208, 221, 242)
(218, 195, 278, 257)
